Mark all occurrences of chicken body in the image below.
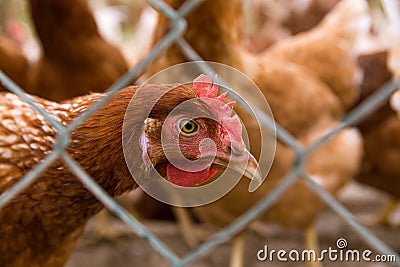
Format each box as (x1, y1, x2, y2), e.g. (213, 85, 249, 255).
(147, 0, 364, 232)
(0, 91, 134, 267)
(26, 0, 129, 101)
(0, 79, 260, 266)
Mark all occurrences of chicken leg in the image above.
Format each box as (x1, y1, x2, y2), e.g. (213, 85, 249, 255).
(229, 231, 246, 267)
(373, 199, 399, 226)
(92, 210, 120, 241)
(305, 224, 323, 267)
(172, 206, 200, 248)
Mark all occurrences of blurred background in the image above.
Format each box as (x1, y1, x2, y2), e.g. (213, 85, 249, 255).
(0, 0, 400, 266)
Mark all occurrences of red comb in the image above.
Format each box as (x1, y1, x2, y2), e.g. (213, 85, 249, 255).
(192, 74, 244, 145)
(193, 74, 219, 98)
(193, 74, 235, 104)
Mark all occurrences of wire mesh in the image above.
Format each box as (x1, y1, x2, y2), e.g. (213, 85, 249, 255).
(0, 0, 399, 266)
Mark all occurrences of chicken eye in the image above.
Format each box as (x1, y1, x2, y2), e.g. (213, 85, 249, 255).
(178, 119, 199, 135)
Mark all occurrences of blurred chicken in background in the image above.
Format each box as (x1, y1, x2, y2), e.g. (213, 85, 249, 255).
(25, 0, 129, 101)
(142, 1, 367, 266)
(334, 0, 400, 227)
(264, 2, 369, 110)
(243, 0, 339, 53)
(356, 0, 400, 225)
(357, 50, 400, 225)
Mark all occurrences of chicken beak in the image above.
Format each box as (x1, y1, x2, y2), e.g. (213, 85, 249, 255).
(214, 144, 263, 192)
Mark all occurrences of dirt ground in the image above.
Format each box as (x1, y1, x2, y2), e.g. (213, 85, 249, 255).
(65, 182, 400, 267)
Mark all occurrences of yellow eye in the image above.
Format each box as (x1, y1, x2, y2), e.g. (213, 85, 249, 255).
(178, 119, 199, 135)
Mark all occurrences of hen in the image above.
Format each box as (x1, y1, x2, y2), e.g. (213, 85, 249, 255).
(26, 0, 129, 101)
(356, 0, 400, 224)
(145, 0, 365, 265)
(0, 75, 260, 267)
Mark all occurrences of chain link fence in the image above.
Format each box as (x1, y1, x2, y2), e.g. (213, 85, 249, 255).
(0, 0, 400, 266)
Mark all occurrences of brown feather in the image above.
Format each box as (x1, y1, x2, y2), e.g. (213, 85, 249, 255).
(0, 83, 200, 266)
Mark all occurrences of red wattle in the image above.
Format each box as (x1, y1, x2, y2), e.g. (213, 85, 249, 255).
(166, 163, 217, 187)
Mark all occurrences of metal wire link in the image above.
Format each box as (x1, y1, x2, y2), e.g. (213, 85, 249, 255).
(0, 0, 399, 266)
